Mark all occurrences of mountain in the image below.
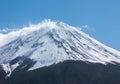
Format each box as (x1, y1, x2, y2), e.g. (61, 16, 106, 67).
(0, 20, 120, 84)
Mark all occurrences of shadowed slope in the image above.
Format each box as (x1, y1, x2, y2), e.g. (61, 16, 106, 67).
(1, 60, 120, 84)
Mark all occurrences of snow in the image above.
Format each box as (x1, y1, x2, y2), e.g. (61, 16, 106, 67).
(1, 63, 11, 77)
(0, 20, 120, 75)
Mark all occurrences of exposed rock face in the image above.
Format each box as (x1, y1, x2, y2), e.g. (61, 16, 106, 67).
(1, 60, 120, 84)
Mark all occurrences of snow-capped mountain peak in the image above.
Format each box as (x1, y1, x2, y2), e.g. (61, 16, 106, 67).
(0, 20, 120, 77)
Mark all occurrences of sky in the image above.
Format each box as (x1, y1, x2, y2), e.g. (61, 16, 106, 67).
(0, 0, 120, 50)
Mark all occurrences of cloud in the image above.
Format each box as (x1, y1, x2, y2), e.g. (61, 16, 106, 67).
(81, 25, 95, 32)
(76, 24, 89, 31)
(0, 28, 18, 34)
(82, 25, 89, 28)
(80, 25, 89, 30)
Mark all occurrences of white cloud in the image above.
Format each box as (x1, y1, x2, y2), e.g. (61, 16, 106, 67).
(80, 25, 89, 30)
(82, 25, 89, 28)
(0, 28, 18, 34)
(81, 25, 95, 32)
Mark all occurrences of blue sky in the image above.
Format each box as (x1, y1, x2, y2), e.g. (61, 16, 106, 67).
(0, 0, 120, 50)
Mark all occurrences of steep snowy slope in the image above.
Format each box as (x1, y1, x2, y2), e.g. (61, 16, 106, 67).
(0, 20, 120, 77)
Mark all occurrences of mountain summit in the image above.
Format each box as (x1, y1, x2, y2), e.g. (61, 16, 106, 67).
(0, 20, 120, 84)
